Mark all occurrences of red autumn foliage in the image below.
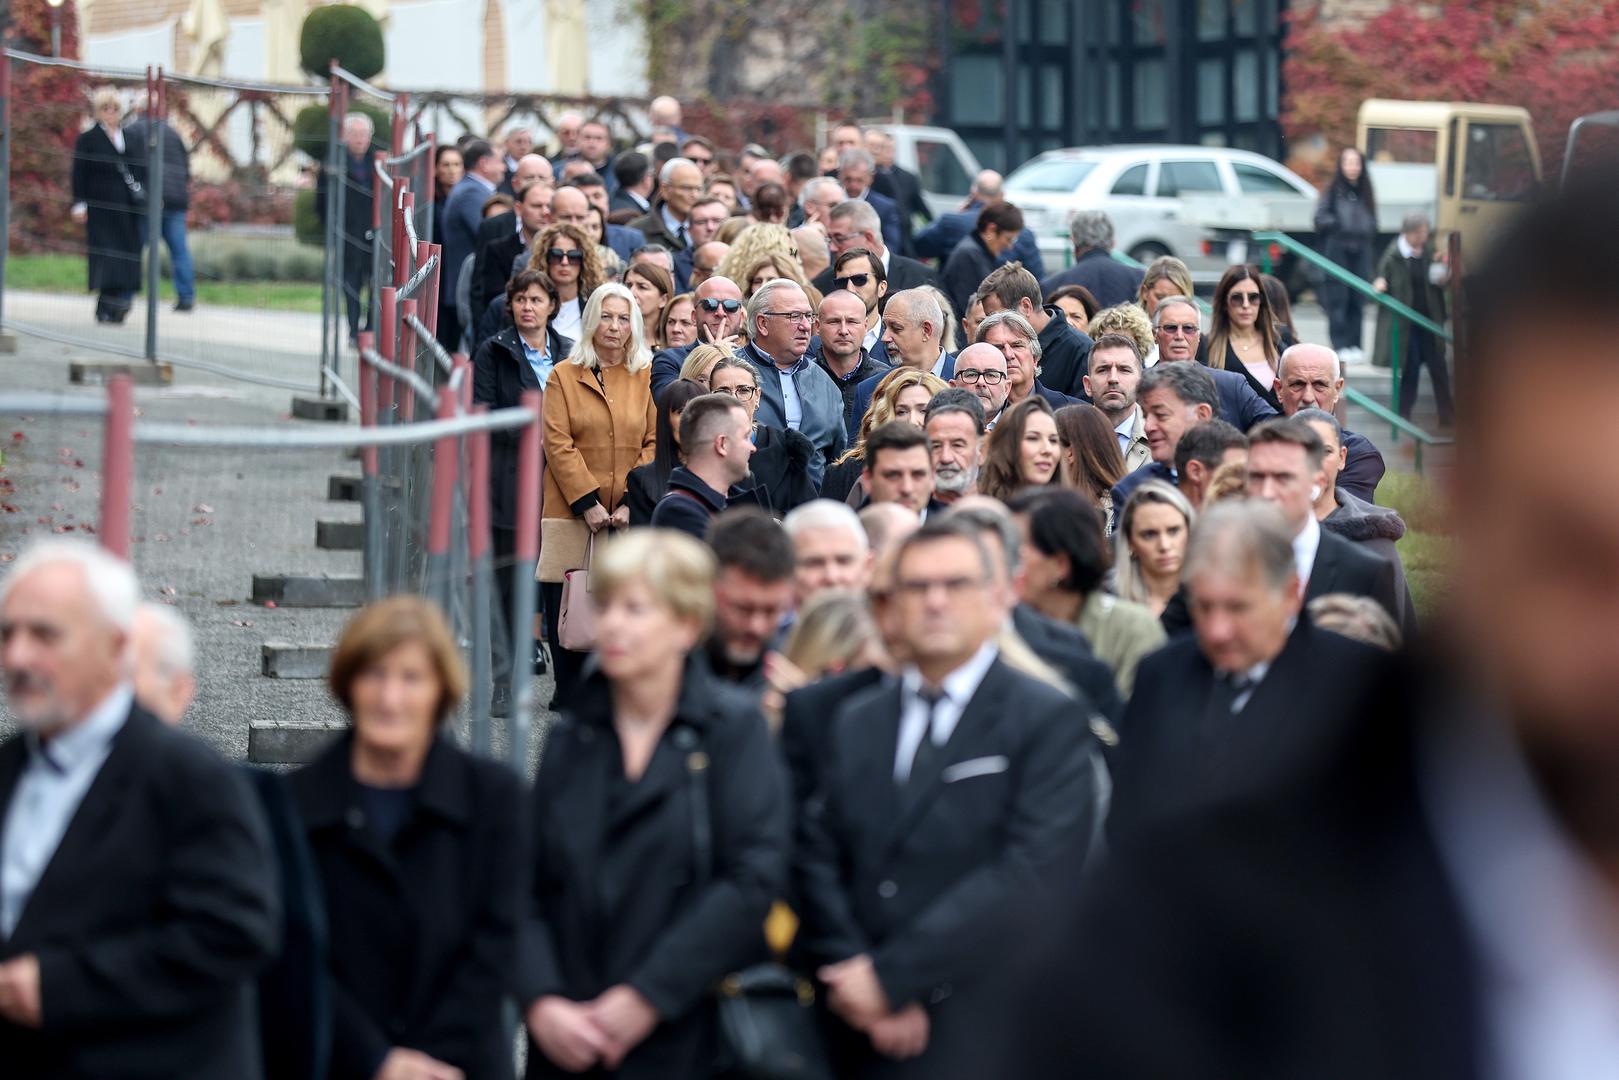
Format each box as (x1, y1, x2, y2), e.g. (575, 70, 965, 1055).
(1283, 0, 1619, 177)
(7, 0, 100, 255)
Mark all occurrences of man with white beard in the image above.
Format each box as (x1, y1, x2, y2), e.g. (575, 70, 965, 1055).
(924, 389, 986, 507)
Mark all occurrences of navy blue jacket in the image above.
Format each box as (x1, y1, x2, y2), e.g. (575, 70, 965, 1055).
(862, 188, 903, 254)
(1036, 307, 1095, 399)
(1339, 428, 1385, 505)
(1205, 366, 1281, 430)
(1110, 460, 1177, 513)
(649, 467, 729, 540)
(441, 176, 495, 298)
(914, 204, 1046, 279)
(650, 343, 696, 398)
(1040, 248, 1145, 309)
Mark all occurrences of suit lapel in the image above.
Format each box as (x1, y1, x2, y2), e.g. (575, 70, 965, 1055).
(1306, 532, 1344, 600)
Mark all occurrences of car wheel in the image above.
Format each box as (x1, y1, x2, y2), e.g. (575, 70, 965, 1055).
(1128, 241, 1170, 266)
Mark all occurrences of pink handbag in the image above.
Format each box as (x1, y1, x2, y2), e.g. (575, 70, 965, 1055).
(557, 535, 598, 652)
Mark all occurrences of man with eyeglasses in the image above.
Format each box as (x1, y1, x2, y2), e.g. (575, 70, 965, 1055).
(851, 289, 958, 427)
(975, 310, 1079, 415)
(810, 200, 936, 298)
(795, 516, 1101, 1076)
(744, 279, 848, 488)
(817, 289, 894, 439)
(672, 195, 729, 291)
(629, 157, 704, 252)
(975, 261, 1094, 400)
(1153, 297, 1278, 430)
(649, 275, 745, 396)
(949, 341, 1011, 430)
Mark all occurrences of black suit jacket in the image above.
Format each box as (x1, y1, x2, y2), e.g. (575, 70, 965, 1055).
(0, 705, 280, 1079)
(471, 211, 525, 318)
(293, 734, 527, 1080)
(794, 657, 1101, 1076)
(780, 667, 886, 814)
(518, 658, 788, 1079)
(812, 252, 938, 298)
(472, 324, 572, 531)
(973, 651, 1483, 1080)
(1010, 603, 1122, 725)
(1109, 619, 1385, 839)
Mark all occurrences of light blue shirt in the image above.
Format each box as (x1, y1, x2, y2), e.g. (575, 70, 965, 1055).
(0, 684, 132, 936)
(756, 344, 805, 430)
(520, 335, 554, 389)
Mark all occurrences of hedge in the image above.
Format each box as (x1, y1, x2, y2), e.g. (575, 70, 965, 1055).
(299, 5, 385, 81)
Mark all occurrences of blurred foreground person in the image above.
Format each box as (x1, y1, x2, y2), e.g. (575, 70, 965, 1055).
(0, 540, 278, 1077)
(294, 597, 525, 1080)
(132, 604, 331, 1080)
(520, 530, 787, 1078)
(981, 184, 1619, 1080)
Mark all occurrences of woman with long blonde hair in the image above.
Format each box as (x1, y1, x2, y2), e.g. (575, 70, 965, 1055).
(716, 223, 802, 289)
(820, 368, 948, 503)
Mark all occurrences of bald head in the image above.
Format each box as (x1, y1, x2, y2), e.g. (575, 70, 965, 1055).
(551, 185, 590, 228)
(971, 170, 1005, 200)
(1275, 343, 1345, 415)
(514, 153, 553, 189)
(861, 502, 922, 564)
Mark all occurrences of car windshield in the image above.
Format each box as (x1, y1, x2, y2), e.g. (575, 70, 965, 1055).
(1006, 159, 1099, 194)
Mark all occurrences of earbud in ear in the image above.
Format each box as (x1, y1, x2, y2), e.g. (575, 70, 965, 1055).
(1310, 484, 1322, 501)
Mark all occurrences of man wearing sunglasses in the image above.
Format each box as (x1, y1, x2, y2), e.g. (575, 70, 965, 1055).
(1152, 297, 1278, 431)
(649, 275, 747, 396)
(820, 247, 890, 364)
(745, 279, 848, 488)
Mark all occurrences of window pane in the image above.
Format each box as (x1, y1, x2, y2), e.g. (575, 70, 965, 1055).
(1234, 50, 1259, 122)
(1107, 62, 1122, 129)
(1042, 66, 1063, 129)
(1134, 0, 1166, 44)
(1111, 163, 1149, 195)
(1157, 160, 1223, 196)
(1234, 0, 1258, 35)
(1463, 122, 1539, 201)
(951, 56, 1004, 125)
(1006, 159, 1100, 194)
(1018, 66, 1033, 127)
(1134, 59, 1168, 129)
(1366, 127, 1438, 164)
(1041, 0, 1068, 38)
(1233, 161, 1300, 194)
(1198, 59, 1226, 125)
(1199, 0, 1226, 40)
(915, 140, 972, 199)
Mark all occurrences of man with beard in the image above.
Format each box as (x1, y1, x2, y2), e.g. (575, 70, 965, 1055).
(1083, 334, 1150, 472)
(925, 389, 986, 506)
(703, 509, 797, 692)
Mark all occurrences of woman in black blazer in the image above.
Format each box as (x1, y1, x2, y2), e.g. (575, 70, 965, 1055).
(626, 378, 708, 525)
(293, 597, 527, 1080)
(473, 267, 572, 710)
(71, 89, 144, 323)
(519, 529, 789, 1078)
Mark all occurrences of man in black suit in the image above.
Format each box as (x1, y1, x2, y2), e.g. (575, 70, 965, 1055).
(0, 541, 279, 1078)
(629, 157, 703, 252)
(1037, 210, 1144, 308)
(864, 129, 931, 256)
(609, 149, 654, 218)
(975, 261, 1094, 399)
(794, 518, 1102, 1076)
(837, 149, 903, 254)
(1109, 500, 1384, 839)
(470, 173, 552, 321)
(1245, 417, 1403, 629)
(810, 200, 937, 298)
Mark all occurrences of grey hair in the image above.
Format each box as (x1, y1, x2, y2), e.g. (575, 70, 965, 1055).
(502, 123, 531, 139)
(1182, 499, 1298, 595)
(1294, 407, 1342, 442)
(784, 500, 869, 552)
(1308, 594, 1402, 651)
(342, 112, 374, 136)
(829, 198, 881, 236)
(1068, 210, 1115, 252)
(1139, 361, 1219, 412)
(1401, 211, 1432, 234)
(799, 176, 844, 209)
(659, 156, 697, 186)
(1151, 295, 1201, 330)
(134, 603, 195, 677)
(837, 148, 877, 173)
(1278, 343, 1340, 381)
(974, 309, 1043, 362)
(946, 503, 1024, 578)
(744, 278, 807, 341)
(885, 288, 943, 336)
(0, 538, 139, 633)
(918, 286, 958, 352)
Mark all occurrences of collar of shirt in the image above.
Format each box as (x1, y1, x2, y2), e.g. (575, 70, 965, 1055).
(929, 350, 949, 379)
(628, 190, 650, 211)
(468, 172, 496, 194)
(895, 641, 1000, 781)
(879, 247, 891, 274)
(1292, 513, 1322, 587)
(519, 335, 553, 387)
(29, 684, 133, 773)
(1398, 234, 1420, 259)
(1421, 703, 1619, 1080)
(863, 318, 884, 353)
(1113, 407, 1139, 450)
(752, 342, 807, 376)
(660, 204, 684, 240)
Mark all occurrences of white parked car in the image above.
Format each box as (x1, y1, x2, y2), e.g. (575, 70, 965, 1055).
(1003, 145, 1319, 285)
(871, 124, 984, 219)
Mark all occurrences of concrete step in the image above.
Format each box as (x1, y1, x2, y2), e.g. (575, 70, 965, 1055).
(315, 519, 364, 550)
(248, 719, 346, 764)
(290, 395, 350, 422)
(251, 573, 364, 608)
(261, 642, 334, 679)
(327, 474, 363, 502)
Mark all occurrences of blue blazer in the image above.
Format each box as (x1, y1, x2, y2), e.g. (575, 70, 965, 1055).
(441, 176, 492, 298)
(605, 223, 645, 265)
(1206, 366, 1280, 431)
(851, 352, 955, 431)
(913, 205, 1046, 279)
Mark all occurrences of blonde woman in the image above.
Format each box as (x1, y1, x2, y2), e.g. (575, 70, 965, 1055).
(1090, 303, 1156, 365)
(821, 368, 948, 503)
(677, 342, 731, 386)
(763, 590, 886, 731)
(538, 282, 657, 705)
(1113, 480, 1195, 616)
(715, 222, 801, 289)
(1136, 255, 1195, 319)
(72, 88, 143, 324)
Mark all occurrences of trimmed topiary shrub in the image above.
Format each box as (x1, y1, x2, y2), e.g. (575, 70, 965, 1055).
(293, 100, 392, 164)
(299, 5, 385, 82)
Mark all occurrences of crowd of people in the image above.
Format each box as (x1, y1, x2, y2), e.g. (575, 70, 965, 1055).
(20, 99, 1587, 1080)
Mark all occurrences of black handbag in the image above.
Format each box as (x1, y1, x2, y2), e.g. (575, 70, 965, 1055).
(673, 725, 834, 1080)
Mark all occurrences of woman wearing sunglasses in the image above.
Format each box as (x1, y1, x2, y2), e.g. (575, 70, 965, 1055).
(1205, 263, 1291, 412)
(527, 222, 605, 344)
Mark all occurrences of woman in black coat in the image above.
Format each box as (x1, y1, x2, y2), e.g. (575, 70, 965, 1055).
(519, 530, 789, 1079)
(473, 268, 572, 711)
(627, 379, 709, 525)
(71, 90, 144, 324)
(1314, 146, 1379, 359)
(293, 598, 527, 1080)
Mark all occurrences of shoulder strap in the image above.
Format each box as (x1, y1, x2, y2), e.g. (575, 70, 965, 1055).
(671, 724, 713, 890)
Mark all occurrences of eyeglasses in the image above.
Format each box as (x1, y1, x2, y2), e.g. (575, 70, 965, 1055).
(1228, 291, 1262, 307)
(547, 248, 585, 264)
(955, 368, 1007, 385)
(765, 311, 817, 325)
(894, 575, 987, 599)
(688, 154, 714, 166)
(713, 385, 759, 400)
(1159, 323, 1200, 336)
(834, 273, 872, 289)
(698, 298, 742, 313)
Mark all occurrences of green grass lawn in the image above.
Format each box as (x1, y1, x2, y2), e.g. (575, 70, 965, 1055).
(6, 252, 323, 313)
(1376, 471, 1451, 619)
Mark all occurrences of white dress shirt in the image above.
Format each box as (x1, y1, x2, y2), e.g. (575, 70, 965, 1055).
(863, 318, 884, 354)
(1113, 408, 1138, 457)
(1422, 708, 1619, 1080)
(894, 642, 999, 781)
(0, 684, 132, 936)
(1291, 513, 1322, 590)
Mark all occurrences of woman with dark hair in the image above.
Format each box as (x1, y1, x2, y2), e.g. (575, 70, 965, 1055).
(1047, 284, 1099, 336)
(1008, 488, 1166, 699)
(980, 396, 1061, 503)
(1206, 264, 1287, 412)
(1053, 403, 1127, 532)
(1314, 146, 1378, 361)
(657, 292, 698, 350)
(626, 379, 708, 525)
(294, 597, 525, 1080)
(432, 144, 463, 223)
(625, 262, 674, 332)
(473, 268, 572, 713)
(1260, 272, 1297, 342)
(527, 222, 605, 343)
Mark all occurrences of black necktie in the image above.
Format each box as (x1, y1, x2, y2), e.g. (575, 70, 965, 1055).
(904, 686, 946, 786)
(1201, 672, 1254, 739)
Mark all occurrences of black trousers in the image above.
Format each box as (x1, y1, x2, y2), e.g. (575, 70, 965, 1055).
(540, 581, 586, 710)
(1398, 329, 1454, 425)
(1322, 242, 1372, 351)
(340, 248, 371, 340)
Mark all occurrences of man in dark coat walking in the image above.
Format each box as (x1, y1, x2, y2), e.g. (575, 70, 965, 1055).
(940, 203, 1024, 324)
(1038, 211, 1142, 308)
(315, 113, 380, 344)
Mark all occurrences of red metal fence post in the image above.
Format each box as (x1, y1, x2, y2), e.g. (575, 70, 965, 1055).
(100, 376, 134, 559)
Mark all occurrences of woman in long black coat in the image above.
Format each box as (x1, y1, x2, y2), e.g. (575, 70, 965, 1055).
(519, 529, 789, 1079)
(1313, 146, 1379, 360)
(472, 267, 571, 712)
(293, 597, 527, 1080)
(71, 90, 144, 323)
